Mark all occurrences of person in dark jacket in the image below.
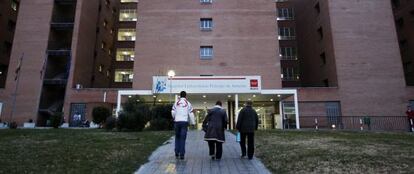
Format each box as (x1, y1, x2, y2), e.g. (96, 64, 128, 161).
(406, 106, 414, 132)
(203, 101, 228, 160)
(236, 101, 258, 160)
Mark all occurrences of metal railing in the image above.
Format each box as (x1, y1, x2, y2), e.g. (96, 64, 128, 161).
(299, 116, 412, 132)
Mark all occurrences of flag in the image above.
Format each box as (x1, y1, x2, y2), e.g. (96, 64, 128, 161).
(14, 54, 23, 81)
(40, 53, 47, 79)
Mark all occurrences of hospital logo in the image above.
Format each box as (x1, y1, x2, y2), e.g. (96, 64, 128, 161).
(250, 79, 258, 90)
(155, 79, 167, 93)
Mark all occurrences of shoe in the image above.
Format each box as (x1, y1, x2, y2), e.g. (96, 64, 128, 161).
(180, 155, 185, 160)
(175, 153, 179, 159)
(241, 155, 246, 158)
(248, 157, 253, 160)
(210, 155, 216, 160)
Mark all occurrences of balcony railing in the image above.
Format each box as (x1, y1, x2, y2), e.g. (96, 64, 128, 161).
(280, 56, 298, 60)
(282, 75, 300, 81)
(278, 36, 296, 40)
(300, 116, 411, 132)
(277, 16, 295, 21)
(55, 0, 76, 5)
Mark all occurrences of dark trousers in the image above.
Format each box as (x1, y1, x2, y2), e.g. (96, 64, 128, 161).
(208, 141, 223, 159)
(240, 132, 255, 159)
(174, 121, 188, 156)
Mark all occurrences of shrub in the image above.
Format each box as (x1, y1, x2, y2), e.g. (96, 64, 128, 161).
(148, 104, 173, 130)
(104, 116, 116, 131)
(117, 96, 150, 131)
(9, 122, 17, 129)
(50, 112, 63, 128)
(92, 106, 111, 127)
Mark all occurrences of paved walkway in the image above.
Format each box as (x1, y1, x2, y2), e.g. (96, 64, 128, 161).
(135, 131, 271, 174)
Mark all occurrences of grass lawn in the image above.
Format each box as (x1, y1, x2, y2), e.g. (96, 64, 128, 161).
(255, 130, 414, 174)
(0, 129, 172, 174)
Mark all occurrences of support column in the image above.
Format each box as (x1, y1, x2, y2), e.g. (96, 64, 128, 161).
(294, 90, 300, 129)
(279, 100, 283, 129)
(235, 94, 239, 128)
(116, 92, 122, 117)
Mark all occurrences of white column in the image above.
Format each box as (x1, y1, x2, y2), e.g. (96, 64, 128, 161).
(103, 91, 107, 103)
(116, 92, 122, 118)
(235, 94, 239, 127)
(294, 90, 300, 129)
(279, 100, 283, 129)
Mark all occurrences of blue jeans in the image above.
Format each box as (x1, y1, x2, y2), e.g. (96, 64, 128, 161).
(174, 121, 188, 156)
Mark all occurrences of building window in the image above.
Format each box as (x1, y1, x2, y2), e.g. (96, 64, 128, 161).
(323, 79, 329, 87)
(116, 48, 135, 61)
(317, 27, 323, 40)
(3, 42, 12, 55)
(314, 2, 320, 14)
(200, 0, 212, 4)
(11, 0, 18, 11)
(114, 69, 133, 82)
(282, 67, 300, 81)
(396, 18, 404, 29)
(200, 18, 213, 31)
(200, 46, 213, 59)
(280, 47, 297, 60)
(121, 0, 138, 3)
(404, 62, 413, 74)
(392, 0, 400, 8)
(103, 20, 108, 27)
(320, 52, 326, 65)
(278, 27, 296, 40)
(106, 70, 111, 78)
(101, 42, 106, 49)
(118, 29, 136, 41)
(8, 20, 16, 32)
(277, 8, 294, 20)
(119, 9, 137, 22)
(399, 39, 408, 51)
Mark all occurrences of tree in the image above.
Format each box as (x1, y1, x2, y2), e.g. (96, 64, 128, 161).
(92, 106, 111, 127)
(117, 96, 151, 131)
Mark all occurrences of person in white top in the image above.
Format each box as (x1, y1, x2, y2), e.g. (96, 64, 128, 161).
(171, 91, 195, 160)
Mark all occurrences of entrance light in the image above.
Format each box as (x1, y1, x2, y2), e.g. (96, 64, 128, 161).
(227, 95, 231, 98)
(167, 70, 176, 78)
(253, 95, 256, 98)
(167, 70, 175, 104)
(277, 94, 281, 97)
(270, 99, 274, 102)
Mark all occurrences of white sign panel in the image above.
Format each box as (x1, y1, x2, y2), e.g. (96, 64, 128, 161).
(153, 76, 261, 94)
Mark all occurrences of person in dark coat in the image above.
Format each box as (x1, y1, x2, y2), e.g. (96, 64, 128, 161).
(203, 101, 228, 160)
(236, 101, 258, 160)
(406, 106, 414, 132)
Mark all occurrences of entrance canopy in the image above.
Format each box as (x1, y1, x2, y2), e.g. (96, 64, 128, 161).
(116, 76, 300, 129)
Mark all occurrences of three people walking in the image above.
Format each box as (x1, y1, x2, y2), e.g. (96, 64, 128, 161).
(202, 101, 228, 160)
(171, 92, 258, 161)
(171, 91, 195, 160)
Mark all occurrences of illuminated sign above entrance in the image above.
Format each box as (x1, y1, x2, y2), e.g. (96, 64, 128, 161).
(152, 76, 262, 94)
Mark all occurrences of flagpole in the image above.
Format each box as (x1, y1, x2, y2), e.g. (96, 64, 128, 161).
(10, 54, 24, 124)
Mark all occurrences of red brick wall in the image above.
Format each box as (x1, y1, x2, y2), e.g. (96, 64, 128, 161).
(133, 0, 281, 90)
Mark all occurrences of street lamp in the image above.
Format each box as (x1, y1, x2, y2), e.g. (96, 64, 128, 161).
(167, 70, 175, 104)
